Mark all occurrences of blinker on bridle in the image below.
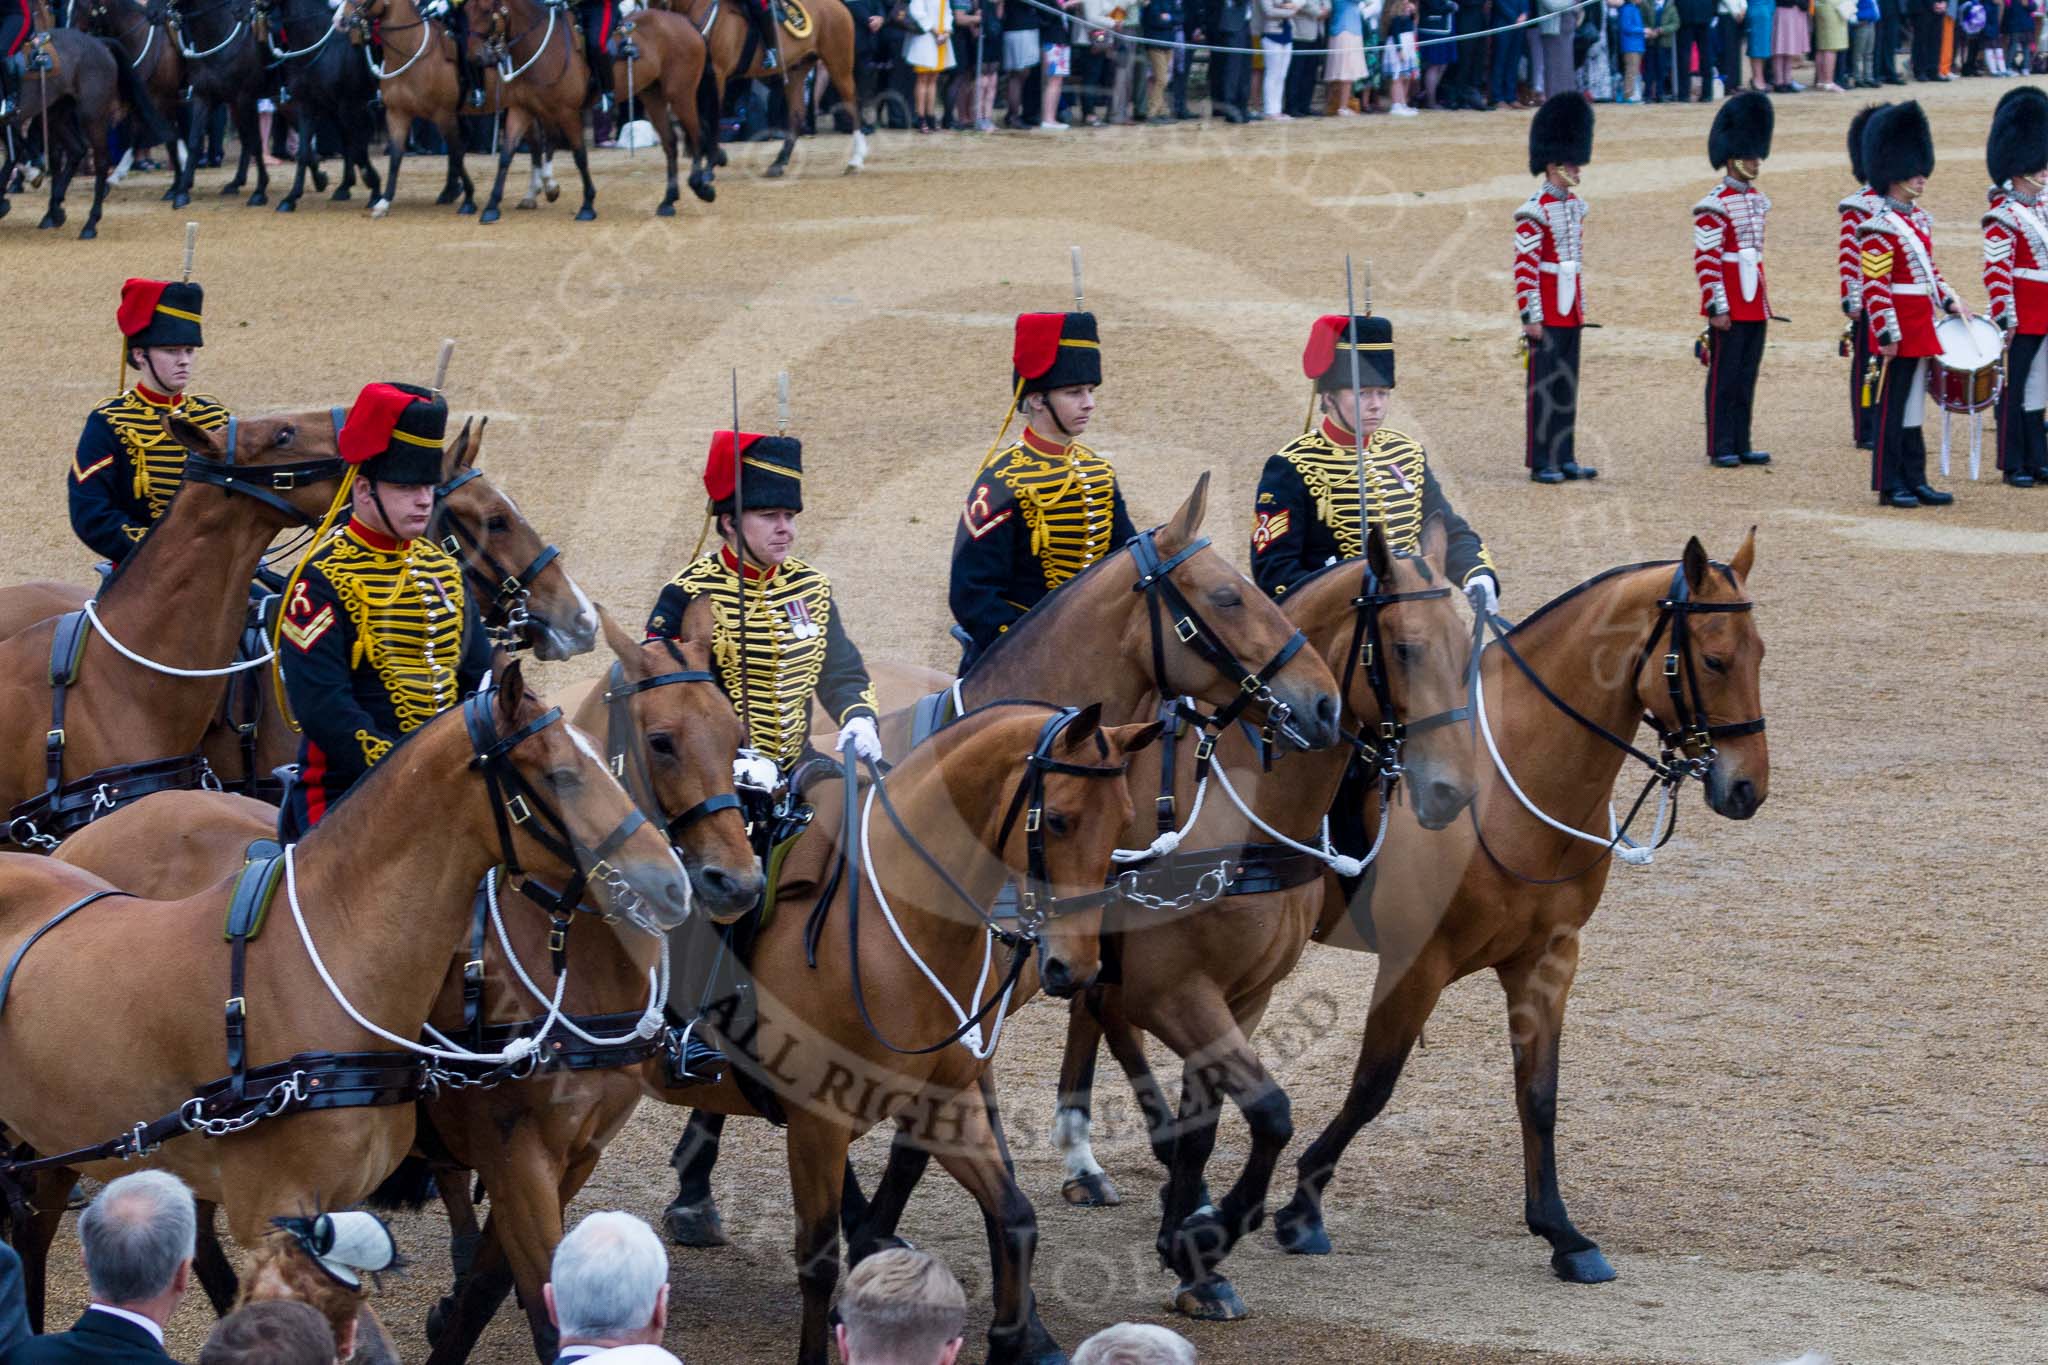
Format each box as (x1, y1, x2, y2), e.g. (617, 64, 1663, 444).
(1633, 563, 1766, 776)
(435, 466, 564, 653)
(1341, 558, 1470, 790)
(180, 409, 349, 526)
(601, 639, 744, 845)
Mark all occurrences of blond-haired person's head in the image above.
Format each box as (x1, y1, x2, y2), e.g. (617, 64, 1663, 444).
(832, 1249, 967, 1365)
(1072, 1323, 1197, 1365)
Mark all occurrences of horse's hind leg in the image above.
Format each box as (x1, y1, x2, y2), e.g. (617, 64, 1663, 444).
(227, 96, 266, 204)
(422, 1216, 517, 1365)
(764, 64, 799, 177)
(1274, 945, 1452, 1258)
(14, 1167, 74, 1333)
(927, 1090, 1062, 1365)
(566, 130, 594, 220)
(193, 1201, 241, 1314)
(372, 108, 406, 216)
(277, 118, 314, 212)
(645, 89, 679, 215)
(479, 105, 527, 223)
(79, 117, 112, 239)
(1052, 985, 1116, 1205)
(843, 1119, 931, 1260)
(662, 1109, 729, 1247)
(785, 1115, 854, 1365)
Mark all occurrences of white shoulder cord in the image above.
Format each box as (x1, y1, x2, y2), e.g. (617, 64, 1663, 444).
(83, 599, 274, 677)
(467, 867, 669, 1047)
(858, 784, 1013, 1061)
(283, 846, 563, 1064)
(1472, 658, 1668, 867)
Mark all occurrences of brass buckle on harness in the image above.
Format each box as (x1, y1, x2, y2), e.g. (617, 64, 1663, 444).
(1359, 640, 1373, 667)
(269, 471, 298, 490)
(1194, 735, 1216, 761)
(547, 924, 567, 955)
(506, 794, 531, 824)
(1174, 617, 1198, 643)
(46, 728, 64, 747)
(1025, 807, 1042, 833)
(1663, 652, 1681, 678)
(224, 995, 246, 1018)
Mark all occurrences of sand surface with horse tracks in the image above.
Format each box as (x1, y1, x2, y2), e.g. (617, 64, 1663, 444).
(3, 75, 2044, 1365)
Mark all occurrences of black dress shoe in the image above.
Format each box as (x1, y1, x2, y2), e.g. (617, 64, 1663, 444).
(2003, 471, 2037, 487)
(664, 1021, 727, 1085)
(1910, 483, 1954, 505)
(1559, 460, 1598, 480)
(1855, 437, 1874, 451)
(1882, 489, 1920, 507)
(1530, 466, 1566, 485)
(1710, 453, 1742, 468)
(1739, 450, 1771, 464)
(2031, 468, 2048, 484)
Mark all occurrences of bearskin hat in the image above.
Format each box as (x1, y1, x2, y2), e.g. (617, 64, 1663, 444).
(1710, 91, 1774, 170)
(1846, 103, 1888, 185)
(1863, 100, 1934, 194)
(1527, 93, 1594, 177)
(1988, 86, 2048, 186)
(1303, 315, 1395, 392)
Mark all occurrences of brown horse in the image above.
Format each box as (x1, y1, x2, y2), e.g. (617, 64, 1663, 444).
(471, 0, 594, 222)
(611, 5, 715, 213)
(3, 663, 690, 1359)
(0, 412, 347, 849)
(332, 0, 477, 216)
(1251, 534, 1770, 1283)
(73, 0, 190, 204)
(0, 26, 137, 236)
(663, 0, 865, 183)
(1034, 523, 1482, 1320)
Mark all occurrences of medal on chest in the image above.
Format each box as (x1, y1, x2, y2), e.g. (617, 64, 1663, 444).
(784, 596, 820, 641)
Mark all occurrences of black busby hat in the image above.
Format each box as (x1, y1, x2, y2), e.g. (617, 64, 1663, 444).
(1527, 93, 1594, 177)
(1988, 86, 2048, 186)
(1012, 312, 1102, 395)
(338, 382, 448, 486)
(705, 431, 802, 516)
(1710, 91, 1774, 170)
(117, 278, 205, 353)
(1846, 103, 1888, 185)
(1304, 314, 1395, 392)
(1864, 100, 1935, 194)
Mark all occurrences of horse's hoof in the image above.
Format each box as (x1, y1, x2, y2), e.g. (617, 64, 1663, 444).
(574, 206, 594, 221)
(312, 169, 330, 191)
(0, 199, 9, 220)
(275, 198, 295, 213)
(544, 183, 560, 203)
(1553, 1247, 1617, 1284)
(714, 148, 728, 167)
(689, 179, 714, 204)
(1061, 1173, 1120, 1207)
(369, 199, 390, 219)
(218, 182, 238, 196)
(172, 191, 191, 208)
(424, 1295, 453, 1346)
(515, 196, 537, 210)
(434, 188, 458, 205)
(331, 186, 352, 202)
(159, 184, 176, 201)
(843, 162, 860, 175)
(77, 224, 96, 240)
(247, 190, 267, 207)
(656, 201, 676, 217)
(479, 206, 500, 224)
(457, 201, 477, 216)
(1172, 1277, 1249, 1321)
(36, 211, 61, 230)
(1272, 1205, 1331, 1256)
(662, 1197, 729, 1248)
(764, 162, 786, 179)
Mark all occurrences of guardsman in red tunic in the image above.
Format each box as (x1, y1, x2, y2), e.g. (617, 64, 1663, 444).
(1983, 90, 2048, 488)
(1840, 104, 1887, 452)
(1514, 94, 1598, 486)
(1859, 101, 1966, 509)
(1695, 91, 1775, 470)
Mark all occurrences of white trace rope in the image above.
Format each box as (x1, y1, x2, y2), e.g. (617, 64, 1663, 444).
(83, 598, 274, 677)
(1009, 0, 1600, 58)
(174, 14, 247, 59)
(362, 14, 437, 78)
(1472, 655, 1667, 867)
(1208, 750, 1378, 878)
(1111, 770, 1206, 864)
(268, 20, 336, 60)
(495, 1, 559, 84)
(284, 845, 565, 1064)
(858, 784, 1014, 1062)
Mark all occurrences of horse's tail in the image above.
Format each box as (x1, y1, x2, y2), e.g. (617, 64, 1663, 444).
(362, 1153, 440, 1211)
(98, 34, 174, 148)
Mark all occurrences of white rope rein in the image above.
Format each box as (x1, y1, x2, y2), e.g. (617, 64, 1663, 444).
(83, 598, 274, 677)
(1472, 658, 1667, 868)
(468, 866, 669, 1047)
(1111, 770, 1206, 864)
(858, 783, 1014, 1062)
(1208, 751, 1376, 878)
(283, 846, 563, 1065)
(174, 14, 246, 59)
(362, 13, 437, 78)
(495, 0, 558, 83)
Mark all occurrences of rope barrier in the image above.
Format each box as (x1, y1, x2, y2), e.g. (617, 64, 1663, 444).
(1005, 0, 1604, 59)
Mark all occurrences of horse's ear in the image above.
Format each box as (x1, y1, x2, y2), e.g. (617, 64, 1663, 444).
(1681, 536, 1710, 592)
(601, 606, 650, 681)
(1418, 512, 1449, 570)
(1365, 523, 1394, 585)
(1058, 702, 1104, 752)
(1111, 719, 1165, 755)
(165, 413, 226, 460)
(1158, 473, 1211, 553)
(496, 659, 527, 728)
(444, 416, 479, 479)
(1729, 525, 1756, 582)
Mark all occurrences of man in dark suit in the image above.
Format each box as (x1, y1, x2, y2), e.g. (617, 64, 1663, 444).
(1907, 0, 1945, 78)
(1206, 0, 1254, 121)
(1874, 0, 1906, 80)
(15, 1172, 195, 1365)
(1, 1239, 31, 1362)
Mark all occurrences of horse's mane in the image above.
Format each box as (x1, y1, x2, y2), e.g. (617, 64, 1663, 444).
(1287, 545, 1436, 600)
(303, 693, 472, 826)
(1507, 556, 1741, 636)
(962, 534, 1143, 678)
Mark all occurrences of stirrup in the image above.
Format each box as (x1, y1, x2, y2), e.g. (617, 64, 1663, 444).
(665, 1018, 727, 1086)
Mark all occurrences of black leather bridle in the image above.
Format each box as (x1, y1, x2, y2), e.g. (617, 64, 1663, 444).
(181, 409, 348, 526)
(434, 466, 564, 654)
(1339, 561, 1470, 789)
(601, 641, 745, 845)
(1127, 527, 1312, 750)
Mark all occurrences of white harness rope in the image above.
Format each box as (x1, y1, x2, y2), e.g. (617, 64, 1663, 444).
(363, 15, 437, 77)
(495, 0, 558, 82)
(82, 598, 275, 677)
(174, 14, 247, 58)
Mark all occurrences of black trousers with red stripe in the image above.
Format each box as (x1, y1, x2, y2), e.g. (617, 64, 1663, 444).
(1, 0, 29, 57)
(1703, 319, 1765, 460)
(1525, 324, 1581, 471)
(1870, 355, 1931, 493)
(1849, 307, 1874, 447)
(1994, 329, 2047, 476)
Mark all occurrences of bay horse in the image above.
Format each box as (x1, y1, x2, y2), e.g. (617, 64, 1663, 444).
(0, 410, 347, 849)
(1257, 533, 1770, 1283)
(0, 662, 691, 1360)
(663, 472, 1345, 1245)
(662, 0, 866, 182)
(611, 4, 716, 213)
(259, 0, 383, 211)
(0, 27, 137, 236)
(73, 0, 189, 204)
(331, 0, 477, 217)
(473, 0, 594, 223)
(167, 0, 273, 206)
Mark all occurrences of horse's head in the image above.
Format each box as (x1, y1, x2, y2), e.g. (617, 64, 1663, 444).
(163, 407, 348, 526)
(1001, 703, 1162, 1000)
(332, 0, 383, 34)
(1637, 531, 1768, 821)
(1134, 473, 1342, 749)
(482, 660, 693, 934)
(435, 418, 600, 660)
(597, 610, 762, 924)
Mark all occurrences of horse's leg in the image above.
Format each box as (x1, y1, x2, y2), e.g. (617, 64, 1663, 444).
(662, 1109, 730, 1247)
(235, 94, 267, 205)
(827, 42, 865, 171)
(764, 61, 799, 177)
(36, 115, 74, 231)
(423, 1164, 483, 1348)
(1500, 931, 1614, 1283)
(372, 107, 405, 216)
(843, 1119, 931, 1260)
(174, 94, 201, 206)
(479, 104, 526, 222)
(78, 113, 111, 239)
(352, 107, 381, 198)
(785, 1115, 852, 1365)
(1273, 947, 1453, 1256)
(277, 106, 313, 212)
(518, 139, 541, 209)
(928, 1089, 1061, 1365)
(422, 1212, 518, 1365)
(449, 116, 475, 213)
(693, 54, 724, 183)
(566, 125, 593, 220)
(13, 1168, 74, 1333)
(193, 1201, 241, 1314)
(645, 87, 679, 215)
(219, 90, 248, 193)
(484, 1132, 578, 1363)
(1052, 985, 1116, 1206)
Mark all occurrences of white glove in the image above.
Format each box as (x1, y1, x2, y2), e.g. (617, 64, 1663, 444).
(733, 751, 781, 794)
(1465, 574, 1500, 618)
(835, 715, 883, 764)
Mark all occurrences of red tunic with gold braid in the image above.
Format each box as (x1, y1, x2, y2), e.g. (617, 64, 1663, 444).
(1694, 179, 1770, 322)
(1983, 190, 2048, 337)
(1859, 200, 1957, 358)
(1513, 183, 1586, 328)
(1838, 188, 1879, 316)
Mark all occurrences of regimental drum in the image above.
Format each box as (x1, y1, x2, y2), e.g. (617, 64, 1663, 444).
(1931, 314, 2004, 479)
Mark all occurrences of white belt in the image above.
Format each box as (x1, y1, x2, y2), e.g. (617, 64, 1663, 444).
(1891, 283, 1931, 295)
(1539, 260, 1581, 312)
(1722, 246, 1762, 302)
(2015, 267, 2048, 283)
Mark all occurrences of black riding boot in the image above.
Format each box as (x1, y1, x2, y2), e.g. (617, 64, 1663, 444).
(751, 0, 780, 69)
(588, 39, 615, 109)
(0, 55, 22, 119)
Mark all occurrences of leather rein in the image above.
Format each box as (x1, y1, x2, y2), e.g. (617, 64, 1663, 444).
(433, 466, 564, 655)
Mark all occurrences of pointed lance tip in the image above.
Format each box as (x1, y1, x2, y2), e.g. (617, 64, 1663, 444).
(431, 339, 456, 394)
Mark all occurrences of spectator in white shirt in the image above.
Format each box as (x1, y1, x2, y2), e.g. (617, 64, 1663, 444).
(543, 1213, 680, 1365)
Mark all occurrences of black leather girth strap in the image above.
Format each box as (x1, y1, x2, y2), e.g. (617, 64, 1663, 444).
(0, 889, 126, 1017)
